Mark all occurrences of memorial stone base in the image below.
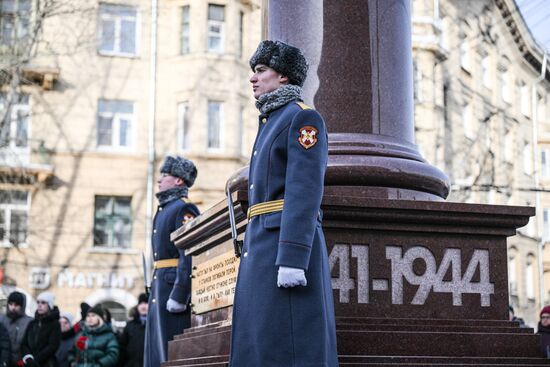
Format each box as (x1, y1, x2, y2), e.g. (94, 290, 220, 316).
(164, 193, 549, 366)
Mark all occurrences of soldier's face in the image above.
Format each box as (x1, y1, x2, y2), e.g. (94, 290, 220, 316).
(157, 173, 184, 193)
(250, 64, 288, 99)
(542, 313, 550, 327)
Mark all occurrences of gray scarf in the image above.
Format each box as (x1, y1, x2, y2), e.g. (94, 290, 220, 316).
(256, 84, 303, 114)
(156, 186, 188, 206)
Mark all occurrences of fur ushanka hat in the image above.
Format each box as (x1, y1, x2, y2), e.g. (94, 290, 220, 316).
(249, 40, 309, 87)
(160, 156, 197, 187)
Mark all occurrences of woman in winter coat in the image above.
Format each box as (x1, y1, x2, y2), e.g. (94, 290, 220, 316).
(56, 313, 76, 367)
(68, 305, 118, 367)
(20, 292, 61, 367)
(537, 305, 550, 358)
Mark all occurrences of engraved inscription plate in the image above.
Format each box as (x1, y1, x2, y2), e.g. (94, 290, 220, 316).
(191, 251, 240, 314)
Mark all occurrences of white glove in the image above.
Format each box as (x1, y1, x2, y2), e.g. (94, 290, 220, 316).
(166, 298, 187, 313)
(277, 266, 307, 288)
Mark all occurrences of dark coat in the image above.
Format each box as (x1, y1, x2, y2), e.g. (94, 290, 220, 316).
(55, 328, 75, 367)
(144, 197, 199, 367)
(68, 323, 118, 367)
(0, 305, 32, 366)
(537, 323, 550, 358)
(118, 313, 145, 367)
(21, 307, 61, 367)
(0, 322, 11, 366)
(229, 101, 338, 366)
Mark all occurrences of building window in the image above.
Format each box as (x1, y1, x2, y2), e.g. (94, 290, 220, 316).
(180, 5, 190, 54)
(508, 251, 518, 295)
(462, 103, 474, 139)
(0, 93, 30, 165)
(207, 4, 224, 53)
(501, 70, 511, 104)
(0, 190, 29, 247)
(542, 148, 550, 178)
(526, 256, 535, 300)
(98, 3, 138, 56)
(504, 129, 514, 163)
(97, 99, 134, 149)
(238, 10, 243, 58)
(93, 196, 132, 248)
(413, 59, 422, 103)
(207, 101, 222, 150)
(460, 38, 470, 72)
(238, 105, 244, 156)
(520, 81, 530, 117)
(523, 143, 532, 175)
(0, 0, 31, 46)
(0, 93, 30, 148)
(544, 209, 550, 240)
(178, 102, 190, 151)
(481, 55, 491, 89)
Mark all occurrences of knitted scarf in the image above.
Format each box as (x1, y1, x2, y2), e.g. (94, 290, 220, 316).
(156, 186, 188, 205)
(256, 84, 303, 114)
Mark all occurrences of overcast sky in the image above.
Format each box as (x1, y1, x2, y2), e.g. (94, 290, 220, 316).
(516, 0, 550, 54)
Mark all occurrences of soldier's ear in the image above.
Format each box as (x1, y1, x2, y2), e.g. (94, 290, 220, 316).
(175, 177, 185, 186)
(279, 74, 289, 85)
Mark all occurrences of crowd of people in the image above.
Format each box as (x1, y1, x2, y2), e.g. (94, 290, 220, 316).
(0, 290, 148, 367)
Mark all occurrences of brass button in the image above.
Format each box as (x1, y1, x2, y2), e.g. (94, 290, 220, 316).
(153, 229, 157, 233)
(253, 151, 257, 156)
(262, 118, 267, 123)
(152, 299, 156, 303)
(159, 207, 163, 211)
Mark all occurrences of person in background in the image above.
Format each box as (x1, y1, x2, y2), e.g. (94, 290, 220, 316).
(118, 293, 148, 367)
(56, 313, 75, 367)
(72, 304, 90, 334)
(0, 322, 11, 367)
(68, 305, 118, 367)
(0, 291, 32, 367)
(538, 305, 550, 358)
(509, 304, 527, 327)
(20, 292, 61, 367)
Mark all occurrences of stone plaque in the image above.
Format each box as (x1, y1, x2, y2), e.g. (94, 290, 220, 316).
(191, 251, 240, 314)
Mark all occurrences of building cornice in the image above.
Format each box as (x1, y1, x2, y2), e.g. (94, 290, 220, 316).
(494, 0, 550, 83)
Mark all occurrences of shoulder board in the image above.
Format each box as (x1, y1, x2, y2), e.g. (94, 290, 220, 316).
(180, 197, 189, 204)
(296, 101, 312, 110)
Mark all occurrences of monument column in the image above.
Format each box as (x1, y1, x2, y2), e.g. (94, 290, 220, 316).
(268, 0, 449, 201)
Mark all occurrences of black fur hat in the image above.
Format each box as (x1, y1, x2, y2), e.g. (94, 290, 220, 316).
(249, 40, 308, 87)
(160, 156, 197, 187)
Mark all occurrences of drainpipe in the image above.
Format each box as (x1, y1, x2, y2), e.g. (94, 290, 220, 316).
(145, 0, 158, 287)
(534, 52, 547, 308)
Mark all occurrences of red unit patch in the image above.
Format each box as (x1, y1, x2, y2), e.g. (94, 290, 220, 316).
(298, 126, 318, 149)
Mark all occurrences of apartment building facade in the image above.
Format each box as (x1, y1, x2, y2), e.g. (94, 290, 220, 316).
(0, 0, 261, 324)
(412, 0, 550, 326)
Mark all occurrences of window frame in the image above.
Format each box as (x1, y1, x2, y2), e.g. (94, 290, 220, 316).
(0, 93, 31, 165)
(98, 3, 140, 57)
(180, 5, 190, 55)
(207, 3, 225, 54)
(0, 190, 30, 248)
(178, 101, 190, 151)
(96, 99, 135, 151)
(0, 0, 32, 47)
(207, 100, 224, 152)
(93, 195, 133, 249)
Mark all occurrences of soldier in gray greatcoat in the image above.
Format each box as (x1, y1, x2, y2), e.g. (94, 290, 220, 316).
(144, 156, 199, 367)
(229, 40, 339, 366)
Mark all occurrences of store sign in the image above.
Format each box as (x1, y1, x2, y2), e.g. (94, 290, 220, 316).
(29, 267, 51, 289)
(57, 270, 136, 289)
